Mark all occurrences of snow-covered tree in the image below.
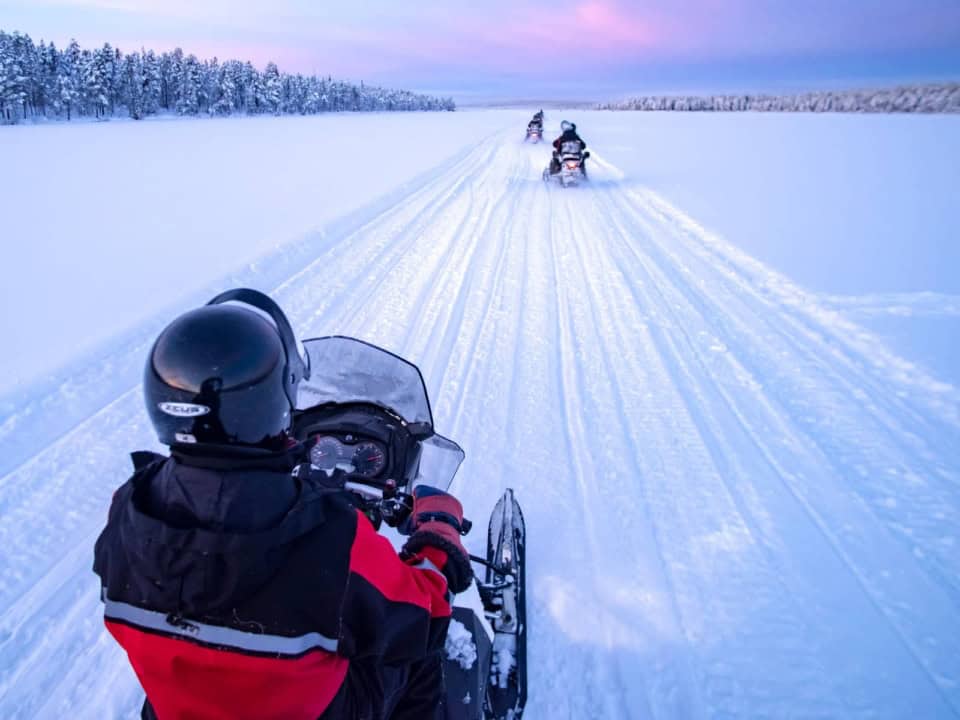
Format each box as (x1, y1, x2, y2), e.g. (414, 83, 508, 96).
(123, 52, 144, 119)
(36, 40, 60, 117)
(598, 85, 960, 113)
(0, 31, 33, 122)
(0, 28, 458, 123)
(198, 57, 217, 114)
(211, 62, 235, 116)
(142, 49, 161, 115)
(176, 54, 200, 115)
(80, 44, 113, 118)
(241, 61, 260, 114)
(262, 61, 282, 115)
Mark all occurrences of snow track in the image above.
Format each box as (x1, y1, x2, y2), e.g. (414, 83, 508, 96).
(2, 127, 959, 718)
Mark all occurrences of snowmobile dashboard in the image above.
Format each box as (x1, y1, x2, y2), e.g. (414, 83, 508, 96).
(308, 433, 387, 479)
(292, 336, 465, 493)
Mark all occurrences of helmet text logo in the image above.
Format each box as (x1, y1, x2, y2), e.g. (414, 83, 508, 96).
(159, 402, 211, 417)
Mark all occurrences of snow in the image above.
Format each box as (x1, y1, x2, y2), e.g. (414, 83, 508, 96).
(2, 109, 960, 719)
(0, 110, 526, 398)
(586, 112, 960, 296)
(585, 111, 960, 386)
(445, 618, 478, 671)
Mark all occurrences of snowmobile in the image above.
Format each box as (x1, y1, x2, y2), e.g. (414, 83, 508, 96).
(292, 336, 527, 720)
(543, 142, 590, 187)
(524, 122, 544, 143)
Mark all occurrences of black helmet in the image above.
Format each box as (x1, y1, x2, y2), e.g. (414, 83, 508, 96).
(144, 288, 309, 448)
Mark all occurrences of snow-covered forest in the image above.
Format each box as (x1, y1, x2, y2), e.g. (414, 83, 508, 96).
(0, 30, 455, 124)
(599, 83, 960, 113)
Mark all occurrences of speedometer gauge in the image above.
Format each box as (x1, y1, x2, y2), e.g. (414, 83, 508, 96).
(310, 436, 341, 471)
(352, 441, 386, 478)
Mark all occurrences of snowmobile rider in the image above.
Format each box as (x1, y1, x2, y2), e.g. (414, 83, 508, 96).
(93, 288, 472, 720)
(550, 120, 587, 175)
(527, 110, 544, 135)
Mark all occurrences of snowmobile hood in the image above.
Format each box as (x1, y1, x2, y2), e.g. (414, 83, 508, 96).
(106, 449, 328, 615)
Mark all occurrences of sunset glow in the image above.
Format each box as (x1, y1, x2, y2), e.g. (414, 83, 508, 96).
(1, 0, 957, 97)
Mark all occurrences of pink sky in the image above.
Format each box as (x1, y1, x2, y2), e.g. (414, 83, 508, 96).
(3, 0, 959, 92)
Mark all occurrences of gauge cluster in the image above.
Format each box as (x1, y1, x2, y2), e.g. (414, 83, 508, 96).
(309, 434, 387, 478)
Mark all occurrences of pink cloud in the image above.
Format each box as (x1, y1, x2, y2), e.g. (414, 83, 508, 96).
(23, 0, 954, 87)
(574, 1, 657, 46)
(446, 0, 673, 69)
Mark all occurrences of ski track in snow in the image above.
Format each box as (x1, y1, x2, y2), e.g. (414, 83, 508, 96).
(2, 128, 960, 719)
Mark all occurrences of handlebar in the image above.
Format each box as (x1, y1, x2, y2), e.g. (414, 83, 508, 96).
(354, 480, 472, 536)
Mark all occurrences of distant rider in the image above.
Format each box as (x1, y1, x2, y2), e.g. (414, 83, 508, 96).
(550, 120, 587, 176)
(527, 109, 544, 138)
(93, 288, 472, 719)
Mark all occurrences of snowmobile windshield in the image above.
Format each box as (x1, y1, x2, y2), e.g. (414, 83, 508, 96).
(296, 336, 466, 488)
(414, 434, 465, 491)
(297, 336, 433, 433)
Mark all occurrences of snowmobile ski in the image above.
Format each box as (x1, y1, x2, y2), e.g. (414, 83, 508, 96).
(483, 488, 527, 720)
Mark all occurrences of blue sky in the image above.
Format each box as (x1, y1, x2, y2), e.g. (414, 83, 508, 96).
(2, 0, 959, 100)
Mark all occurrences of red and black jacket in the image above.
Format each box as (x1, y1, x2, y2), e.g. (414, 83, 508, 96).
(93, 443, 454, 719)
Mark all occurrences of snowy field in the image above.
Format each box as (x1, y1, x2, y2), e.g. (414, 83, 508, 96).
(586, 111, 960, 387)
(1, 109, 959, 718)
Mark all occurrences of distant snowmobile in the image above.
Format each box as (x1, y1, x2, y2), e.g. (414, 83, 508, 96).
(543, 143, 590, 187)
(525, 110, 545, 143)
(543, 120, 589, 187)
(292, 336, 528, 720)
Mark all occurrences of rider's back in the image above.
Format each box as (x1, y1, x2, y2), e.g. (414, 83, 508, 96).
(95, 445, 452, 719)
(554, 129, 585, 153)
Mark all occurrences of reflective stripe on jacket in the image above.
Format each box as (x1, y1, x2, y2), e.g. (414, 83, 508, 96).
(93, 446, 452, 719)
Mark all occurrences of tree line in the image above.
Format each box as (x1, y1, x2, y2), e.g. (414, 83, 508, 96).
(0, 29, 455, 124)
(598, 83, 960, 114)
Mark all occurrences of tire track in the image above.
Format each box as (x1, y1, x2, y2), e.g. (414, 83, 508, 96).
(603, 185, 960, 597)
(553, 189, 694, 719)
(588, 174, 960, 716)
(0, 129, 521, 719)
(4, 124, 960, 720)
